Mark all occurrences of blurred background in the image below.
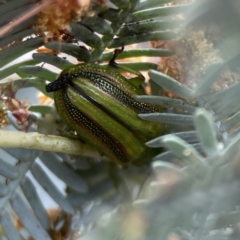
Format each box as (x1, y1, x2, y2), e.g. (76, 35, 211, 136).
(1, 0, 240, 240)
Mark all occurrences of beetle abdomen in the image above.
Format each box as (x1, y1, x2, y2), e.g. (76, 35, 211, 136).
(46, 63, 165, 166)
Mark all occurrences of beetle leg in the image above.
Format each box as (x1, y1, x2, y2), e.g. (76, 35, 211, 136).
(108, 46, 145, 85)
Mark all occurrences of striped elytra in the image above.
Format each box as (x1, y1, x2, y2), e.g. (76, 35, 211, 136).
(46, 63, 166, 166)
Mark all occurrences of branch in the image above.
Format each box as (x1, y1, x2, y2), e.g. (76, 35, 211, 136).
(0, 0, 57, 38)
(0, 130, 102, 158)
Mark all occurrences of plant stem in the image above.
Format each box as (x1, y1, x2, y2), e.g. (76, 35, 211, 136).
(0, 130, 102, 158)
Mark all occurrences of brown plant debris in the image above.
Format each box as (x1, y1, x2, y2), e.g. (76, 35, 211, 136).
(0, 83, 36, 131)
(152, 24, 240, 97)
(34, 0, 92, 39)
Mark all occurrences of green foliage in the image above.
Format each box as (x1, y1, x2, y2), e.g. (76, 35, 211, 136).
(0, 0, 240, 240)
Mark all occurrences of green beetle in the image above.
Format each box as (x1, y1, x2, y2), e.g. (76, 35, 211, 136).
(46, 50, 166, 166)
